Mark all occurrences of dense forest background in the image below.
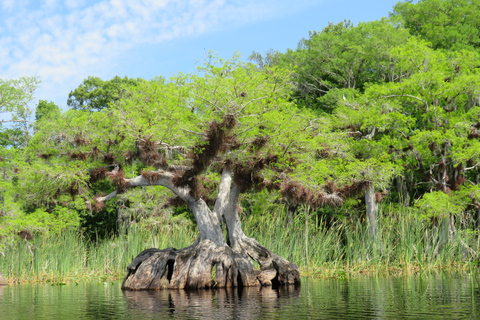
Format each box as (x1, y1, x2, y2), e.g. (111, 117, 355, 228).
(2, 0, 480, 273)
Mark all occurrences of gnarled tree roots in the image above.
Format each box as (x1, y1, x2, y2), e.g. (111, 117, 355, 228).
(122, 238, 300, 290)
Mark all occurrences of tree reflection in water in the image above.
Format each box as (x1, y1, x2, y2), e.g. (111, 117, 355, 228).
(123, 285, 301, 319)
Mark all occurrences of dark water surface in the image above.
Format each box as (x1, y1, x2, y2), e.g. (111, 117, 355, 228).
(1, 274, 479, 319)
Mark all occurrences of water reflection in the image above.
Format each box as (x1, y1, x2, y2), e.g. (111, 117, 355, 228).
(297, 273, 480, 319)
(0, 274, 479, 319)
(123, 285, 301, 320)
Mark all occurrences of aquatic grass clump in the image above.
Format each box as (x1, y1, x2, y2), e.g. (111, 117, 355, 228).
(0, 222, 197, 284)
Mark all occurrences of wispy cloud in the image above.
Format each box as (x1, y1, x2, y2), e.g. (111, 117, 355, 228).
(0, 0, 317, 107)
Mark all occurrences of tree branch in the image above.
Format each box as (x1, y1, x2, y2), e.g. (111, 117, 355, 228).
(381, 94, 427, 105)
(96, 170, 194, 204)
(96, 190, 118, 202)
(233, 96, 269, 116)
(0, 119, 34, 123)
(465, 161, 480, 171)
(127, 172, 193, 203)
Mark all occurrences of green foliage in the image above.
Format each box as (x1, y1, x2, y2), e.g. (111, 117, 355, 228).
(285, 7, 480, 215)
(415, 191, 465, 219)
(248, 49, 283, 69)
(393, 0, 480, 50)
(0, 127, 27, 149)
(0, 207, 80, 248)
(67, 76, 145, 111)
(240, 189, 279, 216)
(284, 18, 411, 112)
(78, 199, 119, 242)
(0, 77, 39, 113)
(0, 76, 39, 148)
(35, 100, 60, 122)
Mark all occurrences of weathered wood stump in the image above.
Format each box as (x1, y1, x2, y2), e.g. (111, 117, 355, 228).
(122, 238, 300, 290)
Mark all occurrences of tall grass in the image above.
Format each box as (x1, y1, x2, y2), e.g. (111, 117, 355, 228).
(242, 206, 480, 277)
(1, 206, 479, 284)
(0, 221, 196, 284)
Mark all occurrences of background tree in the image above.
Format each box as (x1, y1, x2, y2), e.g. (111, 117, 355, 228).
(392, 0, 480, 50)
(326, 21, 480, 254)
(262, 19, 410, 244)
(0, 77, 58, 239)
(282, 19, 411, 113)
(67, 76, 145, 111)
(261, 3, 480, 253)
(0, 77, 39, 148)
(35, 100, 60, 122)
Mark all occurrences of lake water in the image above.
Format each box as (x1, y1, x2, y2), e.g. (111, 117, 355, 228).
(1, 273, 479, 319)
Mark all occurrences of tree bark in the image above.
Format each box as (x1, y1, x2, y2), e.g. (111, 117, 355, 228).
(365, 183, 379, 240)
(120, 169, 300, 290)
(432, 215, 477, 259)
(365, 183, 383, 254)
(396, 176, 409, 207)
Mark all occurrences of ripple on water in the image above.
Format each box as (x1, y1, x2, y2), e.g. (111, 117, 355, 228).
(0, 274, 479, 319)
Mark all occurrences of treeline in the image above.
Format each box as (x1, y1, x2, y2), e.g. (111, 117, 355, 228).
(1, 0, 480, 265)
(256, 0, 480, 238)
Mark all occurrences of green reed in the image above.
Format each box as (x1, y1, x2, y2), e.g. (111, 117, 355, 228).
(0, 221, 197, 284)
(1, 205, 479, 284)
(242, 206, 480, 277)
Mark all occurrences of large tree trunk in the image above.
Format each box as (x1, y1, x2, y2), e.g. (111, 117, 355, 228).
(120, 169, 300, 290)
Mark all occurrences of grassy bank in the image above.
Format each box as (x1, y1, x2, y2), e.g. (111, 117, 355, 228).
(0, 219, 197, 284)
(244, 208, 480, 279)
(1, 207, 479, 284)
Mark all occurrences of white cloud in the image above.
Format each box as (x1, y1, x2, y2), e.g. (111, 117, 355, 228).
(0, 0, 318, 108)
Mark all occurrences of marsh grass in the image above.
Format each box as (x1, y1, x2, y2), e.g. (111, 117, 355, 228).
(0, 221, 197, 284)
(1, 206, 479, 284)
(242, 206, 480, 278)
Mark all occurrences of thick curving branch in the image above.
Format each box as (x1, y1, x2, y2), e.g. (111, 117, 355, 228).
(96, 170, 226, 246)
(96, 170, 193, 204)
(127, 172, 193, 203)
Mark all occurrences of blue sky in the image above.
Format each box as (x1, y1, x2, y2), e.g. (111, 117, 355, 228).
(0, 0, 402, 109)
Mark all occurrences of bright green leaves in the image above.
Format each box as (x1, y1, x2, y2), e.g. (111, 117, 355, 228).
(0, 77, 40, 149)
(283, 2, 480, 207)
(111, 78, 195, 150)
(0, 77, 39, 114)
(382, 39, 480, 127)
(393, 0, 480, 50)
(35, 100, 61, 122)
(415, 191, 465, 219)
(28, 55, 318, 208)
(67, 76, 146, 111)
(287, 18, 411, 112)
(16, 161, 90, 209)
(29, 110, 115, 163)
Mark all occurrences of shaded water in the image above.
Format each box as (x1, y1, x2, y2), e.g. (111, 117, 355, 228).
(1, 274, 479, 319)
